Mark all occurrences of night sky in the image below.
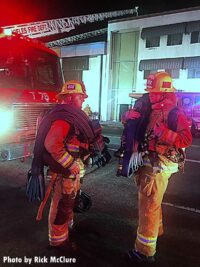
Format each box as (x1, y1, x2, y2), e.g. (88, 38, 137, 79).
(0, 0, 200, 26)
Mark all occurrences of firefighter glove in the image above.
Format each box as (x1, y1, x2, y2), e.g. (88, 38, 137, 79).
(68, 161, 80, 175)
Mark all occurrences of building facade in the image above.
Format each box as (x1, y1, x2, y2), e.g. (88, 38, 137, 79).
(54, 42, 107, 119)
(106, 7, 200, 121)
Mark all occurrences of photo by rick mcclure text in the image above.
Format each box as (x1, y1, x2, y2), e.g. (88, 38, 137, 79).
(3, 256, 77, 264)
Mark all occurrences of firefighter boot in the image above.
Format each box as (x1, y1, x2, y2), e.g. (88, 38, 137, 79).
(61, 239, 78, 253)
(127, 249, 155, 264)
(48, 239, 78, 254)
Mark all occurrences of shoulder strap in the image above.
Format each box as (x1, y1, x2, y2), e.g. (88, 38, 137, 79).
(168, 107, 179, 132)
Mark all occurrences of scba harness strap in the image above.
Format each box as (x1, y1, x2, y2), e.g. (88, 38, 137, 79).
(117, 105, 185, 178)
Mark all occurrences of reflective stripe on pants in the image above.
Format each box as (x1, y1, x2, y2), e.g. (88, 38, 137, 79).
(48, 174, 80, 246)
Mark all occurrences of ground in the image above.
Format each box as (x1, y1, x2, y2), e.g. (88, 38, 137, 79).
(0, 146, 200, 267)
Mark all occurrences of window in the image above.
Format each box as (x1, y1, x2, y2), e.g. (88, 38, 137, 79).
(111, 31, 139, 120)
(0, 55, 32, 89)
(119, 104, 129, 121)
(165, 69, 180, 78)
(62, 57, 89, 70)
(167, 33, 183, 46)
(146, 36, 160, 48)
(191, 31, 200, 44)
(35, 64, 55, 87)
(31, 49, 61, 91)
(62, 56, 88, 83)
(188, 68, 200, 78)
(63, 70, 82, 81)
(112, 31, 139, 90)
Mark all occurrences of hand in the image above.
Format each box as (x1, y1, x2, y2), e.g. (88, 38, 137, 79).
(153, 123, 167, 137)
(69, 161, 80, 175)
(123, 109, 141, 122)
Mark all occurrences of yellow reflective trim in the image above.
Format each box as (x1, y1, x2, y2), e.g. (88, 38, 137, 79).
(58, 152, 70, 163)
(68, 174, 76, 179)
(58, 152, 73, 167)
(137, 231, 157, 241)
(80, 169, 86, 178)
(49, 232, 67, 239)
(62, 157, 73, 167)
(136, 237, 156, 247)
(66, 144, 79, 152)
(137, 231, 157, 242)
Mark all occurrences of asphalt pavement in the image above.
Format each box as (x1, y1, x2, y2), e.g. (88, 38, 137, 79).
(0, 131, 200, 267)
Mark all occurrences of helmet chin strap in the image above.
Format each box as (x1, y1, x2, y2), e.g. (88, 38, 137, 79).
(62, 95, 74, 105)
(64, 95, 84, 109)
(151, 93, 166, 110)
(152, 92, 177, 111)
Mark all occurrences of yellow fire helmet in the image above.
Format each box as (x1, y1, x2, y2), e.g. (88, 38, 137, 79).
(145, 72, 176, 93)
(56, 80, 88, 99)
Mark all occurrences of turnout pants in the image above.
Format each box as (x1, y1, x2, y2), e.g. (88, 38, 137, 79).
(48, 174, 80, 246)
(134, 164, 174, 256)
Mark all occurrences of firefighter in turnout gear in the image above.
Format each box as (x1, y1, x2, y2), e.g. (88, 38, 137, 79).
(126, 72, 192, 264)
(45, 80, 89, 249)
(26, 80, 96, 252)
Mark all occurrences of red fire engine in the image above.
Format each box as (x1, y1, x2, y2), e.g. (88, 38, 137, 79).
(0, 9, 136, 161)
(0, 29, 62, 161)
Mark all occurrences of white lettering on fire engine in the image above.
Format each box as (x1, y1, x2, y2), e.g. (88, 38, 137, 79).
(2, 9, 135, 39)
(29, 91, 49, 102)
(38, 92, 50, 102)
(29, 91, 36, 100)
